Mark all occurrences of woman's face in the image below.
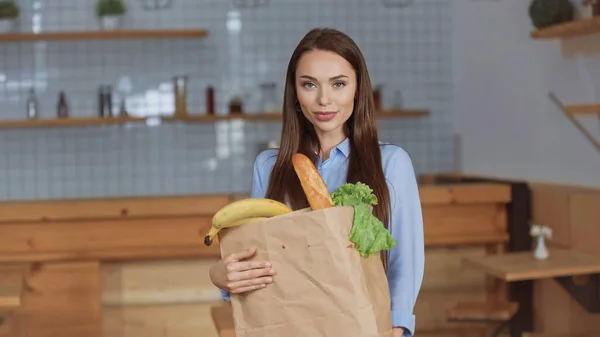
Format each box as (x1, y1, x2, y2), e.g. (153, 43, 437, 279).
(295, 49, 357, 139)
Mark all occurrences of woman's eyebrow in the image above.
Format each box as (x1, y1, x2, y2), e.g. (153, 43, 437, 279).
(299, 74, 349, 81)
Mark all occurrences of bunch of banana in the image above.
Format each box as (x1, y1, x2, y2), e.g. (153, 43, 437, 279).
(203, 198, 293, 246)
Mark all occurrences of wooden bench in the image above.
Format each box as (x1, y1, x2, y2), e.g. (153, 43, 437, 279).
(211, 303, 235, 337)
(0, 267, 25, 337)
(522, 333, 599, 337)
(447, 301, 519, 337)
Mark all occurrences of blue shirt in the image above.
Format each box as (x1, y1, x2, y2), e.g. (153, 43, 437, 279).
(219, 138, 425, 337)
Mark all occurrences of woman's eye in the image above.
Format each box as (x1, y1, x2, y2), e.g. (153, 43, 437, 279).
(302, 82, 316, 89)
(333, 82, 346, 88)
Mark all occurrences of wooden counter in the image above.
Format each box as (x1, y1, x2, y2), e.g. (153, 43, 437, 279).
(0, 182, 512, 337)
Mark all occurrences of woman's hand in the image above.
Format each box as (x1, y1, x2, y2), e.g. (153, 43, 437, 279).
(392, 327, 404, 337)
(209, 247, 276, 294)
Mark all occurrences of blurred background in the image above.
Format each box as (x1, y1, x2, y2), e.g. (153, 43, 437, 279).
(0, 1, 599, 337)
(0, 0, 455, 201)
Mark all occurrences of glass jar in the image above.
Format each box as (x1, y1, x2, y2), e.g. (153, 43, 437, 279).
(260, 82, 279, 113)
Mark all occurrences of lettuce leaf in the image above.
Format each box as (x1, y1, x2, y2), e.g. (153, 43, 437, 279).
(331, 182, 397, 258)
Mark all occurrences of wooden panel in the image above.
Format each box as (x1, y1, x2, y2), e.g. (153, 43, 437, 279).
(103, 302, 221, 337)
(422, 204, 507, 246)
(0, 216, 216, 262)
(415, 247, 488, 331)
(530, 184, 572, 248)
(0, 195, 230, 222)
(569, 193, 600, 255)
(419, 184, 511, 205)
(102, 258, 221, 306)
(523, 333, 600, 337)
(447, 301, 518, 321)
(23, 261, 102, 337)
(0, 266, 23, 308)
(529, 184, 600, 335)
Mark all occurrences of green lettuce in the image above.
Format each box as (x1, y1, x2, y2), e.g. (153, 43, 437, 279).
(331, 182, 397, 258)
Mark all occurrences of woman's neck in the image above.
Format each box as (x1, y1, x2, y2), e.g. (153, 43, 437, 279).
(316, 130, 346, 161)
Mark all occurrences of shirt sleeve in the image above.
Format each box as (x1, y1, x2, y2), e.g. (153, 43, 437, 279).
(384, 147, 425, 337)
(219, 150, 274, 302)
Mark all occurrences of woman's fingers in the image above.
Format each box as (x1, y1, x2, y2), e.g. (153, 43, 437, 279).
(226, 260, 271, 273)
(225, 248, 257, 262)
(228, 276, 274, 294)
(227, 266, 276, 282)
(230, 284, 266, 294)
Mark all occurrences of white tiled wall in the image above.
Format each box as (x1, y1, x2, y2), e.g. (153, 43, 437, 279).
(0, 0, 454, 201)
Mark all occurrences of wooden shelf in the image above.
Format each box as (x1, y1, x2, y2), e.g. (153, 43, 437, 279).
(531, 16, 600, 40)
(0, 109, 429, 130)
(565, 103, 600, 115)
(0, 29, 209, 43)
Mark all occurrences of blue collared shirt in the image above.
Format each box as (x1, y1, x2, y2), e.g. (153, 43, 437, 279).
(219, 138, 425, 337)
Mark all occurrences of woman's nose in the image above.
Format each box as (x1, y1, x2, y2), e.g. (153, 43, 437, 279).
(318, 88, 332, 106)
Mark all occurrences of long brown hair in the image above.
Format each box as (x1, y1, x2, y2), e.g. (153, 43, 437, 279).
(265, 28, 392, 264)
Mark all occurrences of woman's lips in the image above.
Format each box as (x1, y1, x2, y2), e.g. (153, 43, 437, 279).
(314, 111, 337, 122)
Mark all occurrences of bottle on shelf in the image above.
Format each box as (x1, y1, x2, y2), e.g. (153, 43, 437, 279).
(206, 85, 215, 115)
(26, 87, 39, 119)
(57, 91, 69, 118)
(98, 85, 113, 117)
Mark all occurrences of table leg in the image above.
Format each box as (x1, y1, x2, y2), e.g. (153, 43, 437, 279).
(508, 280, 534, 337)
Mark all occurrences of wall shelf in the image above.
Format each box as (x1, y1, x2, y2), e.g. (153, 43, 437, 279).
(0, 29, 209, 43)
(0, 109, 429, 130)
(531, 16, 600, 40)
(549, 93, 600, 154)
(564, 103, 600, 115)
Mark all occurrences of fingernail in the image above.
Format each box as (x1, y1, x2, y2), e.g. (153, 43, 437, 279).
(264, 262, 271, 267)
(269, 269, 275, 274)
(248, 248, 255, 252)
(266, 277, 272, 283)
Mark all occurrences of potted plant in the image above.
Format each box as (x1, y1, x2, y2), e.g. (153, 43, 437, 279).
(0, 0, 19, 33)
(530, 223, 553, 260)
(96, 0, 126, 30)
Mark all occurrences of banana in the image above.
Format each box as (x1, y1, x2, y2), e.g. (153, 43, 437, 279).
(203, 198, 293, 246)
(203, 216, 269, 246)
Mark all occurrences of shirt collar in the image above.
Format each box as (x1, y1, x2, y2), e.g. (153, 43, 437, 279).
(315, 138, 350, 157)
(335, 137, 350, 157)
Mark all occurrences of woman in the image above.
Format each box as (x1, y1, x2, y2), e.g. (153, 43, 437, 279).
(209, 27, 424, 337)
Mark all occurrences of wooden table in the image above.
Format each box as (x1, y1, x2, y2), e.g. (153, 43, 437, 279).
(462, 247, 600, 336)
(462, 247, 600, 282)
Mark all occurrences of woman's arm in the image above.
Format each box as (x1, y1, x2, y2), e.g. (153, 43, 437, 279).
(217, 149, 277, 301)
(384, 146, 425, 337)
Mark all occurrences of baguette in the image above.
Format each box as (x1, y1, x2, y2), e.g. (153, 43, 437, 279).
(291, 153, 334, 210)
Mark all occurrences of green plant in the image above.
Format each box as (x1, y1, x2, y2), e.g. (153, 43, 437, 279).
(529, 0, 573, 29)
(0, 1, 19, 19)
(96, 0, 126, 17)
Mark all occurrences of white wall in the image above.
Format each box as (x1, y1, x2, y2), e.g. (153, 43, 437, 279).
(453, 0, 600, 187)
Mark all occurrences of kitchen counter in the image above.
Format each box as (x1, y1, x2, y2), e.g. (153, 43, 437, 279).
(0, 182, 511, 337)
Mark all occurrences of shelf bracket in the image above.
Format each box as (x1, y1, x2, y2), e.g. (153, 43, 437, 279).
(549, 92, 600, 154)
(554, 273, 600, 313)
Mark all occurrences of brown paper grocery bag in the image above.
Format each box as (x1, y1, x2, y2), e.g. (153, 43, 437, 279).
(218, 206, 393, 337)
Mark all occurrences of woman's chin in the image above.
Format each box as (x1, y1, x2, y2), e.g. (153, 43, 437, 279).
(312, 121, 344, 135)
